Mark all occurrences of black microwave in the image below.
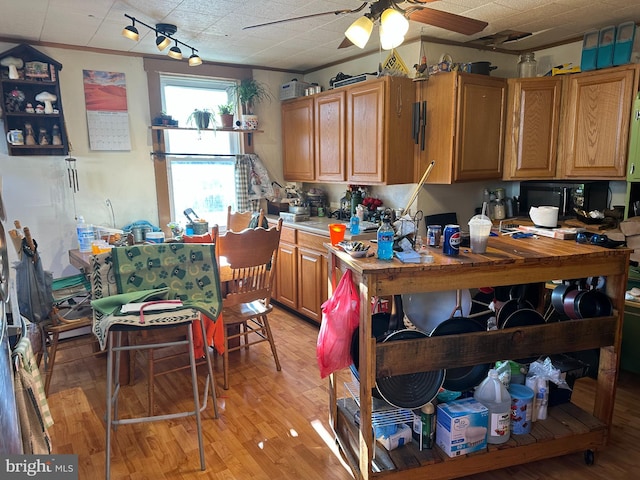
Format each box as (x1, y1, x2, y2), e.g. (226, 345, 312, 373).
(519, 181, 609, 218)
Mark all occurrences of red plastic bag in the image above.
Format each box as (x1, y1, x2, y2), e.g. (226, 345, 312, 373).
(317, 270, 360, 379)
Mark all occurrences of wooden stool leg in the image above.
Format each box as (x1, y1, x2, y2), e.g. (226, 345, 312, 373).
(44, 330, 60, 396)
(262, 316, 281, 371)
(148, 349, 155, 416)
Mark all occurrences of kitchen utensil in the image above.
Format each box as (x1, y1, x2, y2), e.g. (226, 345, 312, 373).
(429, 317, 491, 392)
(551, 283, 577, 314)
(375, 329, 445, 409)
(402, 289, 472, 333)
(573, 290, 613, 319)
(468, 61, 498, 75)
(401, 161, 435, 216)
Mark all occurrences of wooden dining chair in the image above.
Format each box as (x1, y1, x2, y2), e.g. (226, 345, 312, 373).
(214, 217, 283, 389)
(226, 205, 265, 232)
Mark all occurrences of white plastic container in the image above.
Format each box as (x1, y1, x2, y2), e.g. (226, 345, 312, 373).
(76, 216, 95, 253)
(145, 231, 165, 244)
(474, 369, 511, 444)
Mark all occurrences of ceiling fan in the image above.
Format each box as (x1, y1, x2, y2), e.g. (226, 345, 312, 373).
(243, 0, 488, 49)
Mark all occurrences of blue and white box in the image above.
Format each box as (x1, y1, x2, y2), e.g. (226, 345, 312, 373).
(436, 398, 488, 457)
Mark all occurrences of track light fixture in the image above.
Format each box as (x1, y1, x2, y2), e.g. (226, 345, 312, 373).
(122, 14, 201, 66)
(189, 49, 203, 66)
(344, 0, 410, 50)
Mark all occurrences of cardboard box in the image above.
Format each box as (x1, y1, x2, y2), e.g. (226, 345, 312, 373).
(436, 398, 488, 457)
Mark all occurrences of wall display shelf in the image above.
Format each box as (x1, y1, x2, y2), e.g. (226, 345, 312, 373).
(327, 237, 628, 480)
(0, 43, 68, 156)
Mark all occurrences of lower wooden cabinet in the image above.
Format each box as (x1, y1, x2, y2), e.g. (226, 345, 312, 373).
(273, 224, 328, 324)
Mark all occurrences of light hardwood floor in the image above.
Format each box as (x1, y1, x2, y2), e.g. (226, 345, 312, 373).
(45, 306, 640, 479)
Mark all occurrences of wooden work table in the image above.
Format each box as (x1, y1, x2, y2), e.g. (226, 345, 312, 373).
(327, 235, 630, 480)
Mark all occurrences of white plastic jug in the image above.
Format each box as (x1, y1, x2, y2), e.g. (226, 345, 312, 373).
(474, 369, 511, 444)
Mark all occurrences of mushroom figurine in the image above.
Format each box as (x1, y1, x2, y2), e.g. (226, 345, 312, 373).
(1, 56, 24, 79)
(35, 91, 57, 114)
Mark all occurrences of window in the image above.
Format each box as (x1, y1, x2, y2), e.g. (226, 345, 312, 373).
(160, 74, 240, 228)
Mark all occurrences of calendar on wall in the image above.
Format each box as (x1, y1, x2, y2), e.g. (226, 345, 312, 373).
(83, 70, 131, 151)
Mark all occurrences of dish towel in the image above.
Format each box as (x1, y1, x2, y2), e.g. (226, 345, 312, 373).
(12, 336, 54, 454)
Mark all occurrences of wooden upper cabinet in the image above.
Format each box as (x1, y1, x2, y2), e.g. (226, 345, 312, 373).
(504, 77, 562, 180)
(346, 76, 415, 184)
(560, 64, 639, 179)
(315, 90, 346, 182)
(418, 72, 506, 184)
(282, 96, 315, 181)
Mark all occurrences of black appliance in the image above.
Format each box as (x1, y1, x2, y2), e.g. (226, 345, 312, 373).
(519, 181, 609, 218)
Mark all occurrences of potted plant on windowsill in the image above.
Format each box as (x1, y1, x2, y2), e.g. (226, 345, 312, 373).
(187, 108, 212, 131)
(227, 78, 272, 130)
(217, 103, 235, 129)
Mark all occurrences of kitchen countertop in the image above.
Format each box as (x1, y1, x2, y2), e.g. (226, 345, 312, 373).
(266, 214, 378, 241)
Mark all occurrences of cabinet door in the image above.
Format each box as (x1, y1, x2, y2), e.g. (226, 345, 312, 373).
(282, 97, 315, 181)
(297, 247, 327, 324)
(562, 65, 638, 178)
(315, 90, 346, 181)
(275, 242, 297, 309)
(346, 80, 385, 183)
(504, 77, 562, 180)
(626, 94, 640, 181)
(455, 74, 506, 182)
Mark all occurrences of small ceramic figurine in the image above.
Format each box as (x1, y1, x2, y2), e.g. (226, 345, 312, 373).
(38, 127, 49, 145)
(25, 103, 34, 113)
(24, 122, 36, 145)
(35, 104, 45, 114)
(51, 124, 62, 145)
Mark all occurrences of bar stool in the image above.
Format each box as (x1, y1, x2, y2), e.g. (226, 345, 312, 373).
(90, 244, 222, 479)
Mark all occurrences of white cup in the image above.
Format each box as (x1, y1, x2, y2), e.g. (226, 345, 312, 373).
(6, 129, 24, 145)
(468, 214, 492, 254)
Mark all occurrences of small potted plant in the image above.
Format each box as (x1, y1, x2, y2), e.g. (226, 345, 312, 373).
(217, 103, 235, 129)
(227, 78, 272, 129)
(187, 108, 212, 131)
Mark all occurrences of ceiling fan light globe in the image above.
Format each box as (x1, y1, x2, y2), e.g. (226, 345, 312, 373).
(380, 8, 409, 37)
(156, 35, 171, 50)
(380, 25, 404, 50)
(168, 45, 183, 60)
(122, 25, 139, 41)
(345, 16, 373, 49)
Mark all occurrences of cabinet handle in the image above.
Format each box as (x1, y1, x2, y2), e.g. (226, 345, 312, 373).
(631, 164, 635, 175)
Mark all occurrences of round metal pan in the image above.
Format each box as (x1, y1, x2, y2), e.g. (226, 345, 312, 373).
(501, 308, 546, 363)
(375, 329, 445, 409)
(497, 298, 534, 328)
(574, 290, 613, 319)
(429, 317, 490, 392)
(401, 289, 471, 334)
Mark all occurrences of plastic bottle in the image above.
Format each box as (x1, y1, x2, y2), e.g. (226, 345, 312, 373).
(350, 214, 360, 235)
(76, 216, 95, 253)
(420, 402, 435, 449)
(376, 215, 394, 261)
(474, 368, 511, 444)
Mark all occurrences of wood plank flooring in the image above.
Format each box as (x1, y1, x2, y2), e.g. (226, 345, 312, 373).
(45, 306, 640, 479)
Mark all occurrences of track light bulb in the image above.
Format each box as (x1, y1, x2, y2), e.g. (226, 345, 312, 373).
(189, 50, 202, 66)
(345, 16, 374, 49)
(122, 22, 139, 41)
(168, 41, 182, 60)
(156, 34, 171, 51)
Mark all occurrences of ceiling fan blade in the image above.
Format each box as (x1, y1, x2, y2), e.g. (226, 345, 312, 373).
(243, 2, 368, 30)
(338, 37, 354, 49)
(409, 8, 488, 35)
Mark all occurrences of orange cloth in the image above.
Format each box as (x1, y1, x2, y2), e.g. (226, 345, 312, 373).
(192, 313, 225, 357)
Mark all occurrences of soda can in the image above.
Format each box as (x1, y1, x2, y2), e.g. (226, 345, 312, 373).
(443, 224, 461, 256)
(427, 225, 442, 247)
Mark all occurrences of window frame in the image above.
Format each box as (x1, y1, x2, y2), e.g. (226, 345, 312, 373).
(144, 58, 253, 232)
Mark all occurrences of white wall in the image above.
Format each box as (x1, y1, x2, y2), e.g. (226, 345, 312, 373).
(0, 44, 289, 277)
